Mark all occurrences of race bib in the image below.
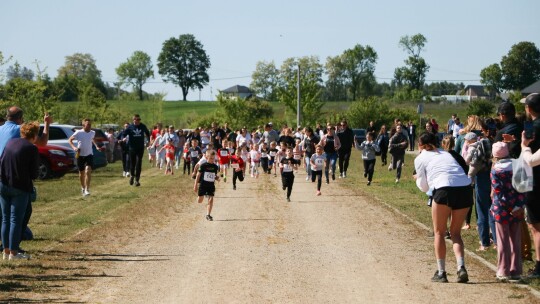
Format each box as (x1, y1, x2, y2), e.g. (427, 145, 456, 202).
(190, 151, 199, 157)
(283, 164, 293, 172)
(315, 158, 324, 165)
(231, 163, 239, 169)
(261, 152, 268, 158)
(203, 172, 215, 182)
(269, 151, 276, 157)
(294, 154, 301, 160)
(220, 150, 228, 156)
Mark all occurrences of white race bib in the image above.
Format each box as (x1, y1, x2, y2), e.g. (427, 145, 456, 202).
(294, 154, 301, 160)
(231, 163, 239, 169)
(190, 151, 199, 158)
(315, 158, 324, 165)
(203, 172, 215, 182)
(269, 151, 276, 157)
(220, 150, 228, 156)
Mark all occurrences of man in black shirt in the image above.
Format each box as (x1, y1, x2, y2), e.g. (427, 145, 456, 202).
(121, 114, 150, 186)
(495, 102, 522, 158)
(337, 120, 354, 178)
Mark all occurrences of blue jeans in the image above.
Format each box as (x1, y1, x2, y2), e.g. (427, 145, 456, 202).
(304, 155, 312, 177)
(0, 183, 30, 251)
(324, 152, 338, 181)
(475, 170, 496, 247)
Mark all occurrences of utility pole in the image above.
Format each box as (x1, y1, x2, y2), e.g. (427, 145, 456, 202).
(297, 64, 301, 128)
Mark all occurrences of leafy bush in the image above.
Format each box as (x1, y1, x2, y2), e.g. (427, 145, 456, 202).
(466, 99, 496, 117)
(346, 97, 417, 130)
(216, 94, 273, 129)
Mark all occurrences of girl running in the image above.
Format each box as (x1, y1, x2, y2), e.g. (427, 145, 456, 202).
(249, 143, 261, 178)
(268, 141, 279, 176)
(310, 144, 326, 196)
(355, 132, 380, 186)
(217, 139, 231, 182)
(260, 142, 270, 173)
(230, 148, 245, 190)
(182, 142, 191, 175)
(280, 147, 300, 202)
(159, 137, 176, 175)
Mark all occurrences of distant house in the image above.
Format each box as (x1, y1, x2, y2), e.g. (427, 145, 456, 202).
(220, 85, 253, 99)
(521, 80, 540, 94)
(458, 85, 488, 100)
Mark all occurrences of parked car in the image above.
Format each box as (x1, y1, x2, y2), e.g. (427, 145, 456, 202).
(352, 128, 367, 146)
(39, 124, 108, 169)
(37, 144, 76, 179)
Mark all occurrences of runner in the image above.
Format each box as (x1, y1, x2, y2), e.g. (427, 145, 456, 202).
(193, 150, 220, 221)
(158, 138, 176, 175)
(121, 114, 151, 187)
(310, 144, 326, 196)
(217, 139, 231, 182)
(230, 148, 245, 190)
(280, 147, 300, 202)
(69, 118, 104, 196)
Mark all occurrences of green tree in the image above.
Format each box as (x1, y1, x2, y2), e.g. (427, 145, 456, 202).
(276, 56, 324, 126)
(480, 64, 503, 98)
(57, 53, 106, 99)
(324, 55, 348, 101)
(500, 41, 540, 90)
(394, 34, 430, 91)
(116, 51, 154, 100)
(1, 77, 60, 121)
(250, 60, 279, 101)
(466, 99, 495, 117)
(346, 97, 416, 130)
(6, 62, 34, 81)
(157, 34, 210, 101)
(341, 44, 378, 100)
(0, 51, 13, 83)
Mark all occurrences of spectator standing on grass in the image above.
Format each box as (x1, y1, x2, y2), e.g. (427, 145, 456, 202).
(518, 93, 540, 278)
(451, 117, 463, 139)
(0, 122, 40, 260)
(414, 132, 471, 284)
(447, 114, 457, 134)
(495, 102, 522, 159)
(376, 125, 389, 166)
(0, 107, 51, 254)
(105, 128, 116, 163)
(121, 114, 150, 187)
(366, 121, 376, 133)
(489, 142, 525, 281)
(69, 118, 104, 197)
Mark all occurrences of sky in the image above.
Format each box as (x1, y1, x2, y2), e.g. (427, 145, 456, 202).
(1, 0, 539, 101)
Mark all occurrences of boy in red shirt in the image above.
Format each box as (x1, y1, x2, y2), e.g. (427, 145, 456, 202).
(230, 148, 245, 190)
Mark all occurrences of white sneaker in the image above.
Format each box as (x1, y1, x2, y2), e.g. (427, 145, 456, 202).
(306, 176, 310, 181)
(343, 172, 347, 178)
(9, 252, 30, 260)
(84, 189, 90, 196)
(122, 171, 126, 177)
(395, 179, 399, 184)
(126, 172, 130, 177)
(388, 165, 393, 171)
(2, 252, 7, 260)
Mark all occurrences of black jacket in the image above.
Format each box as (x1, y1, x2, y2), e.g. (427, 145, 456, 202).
(494, 118, 522, 158)
(337, 128, 354, 151)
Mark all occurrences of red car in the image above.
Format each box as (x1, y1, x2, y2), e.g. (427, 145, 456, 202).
(37, 144, 76, 179)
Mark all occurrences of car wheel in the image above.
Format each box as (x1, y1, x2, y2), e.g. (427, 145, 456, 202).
(38, 157, 52, 180)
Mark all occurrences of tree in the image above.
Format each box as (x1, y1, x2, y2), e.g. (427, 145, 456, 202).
(341, 44, 378, 100)
(324, 55, 348, 101)
(57, 53, 106, 99)
(250, 61, 278, 101)
(116, 51, 154, 100)
(6, 62, 34, 81)
(480, 64, 503, 98)
(500, 41, 540, 90)
(157, 34, 210, 101)
(0, 51, 13, 83)
(216, 94, 273, 128)
(394, 33, 430, 91)
(276, 56, 324, 126)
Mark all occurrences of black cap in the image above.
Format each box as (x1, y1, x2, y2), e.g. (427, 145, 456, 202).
(497, 102, 515, 116)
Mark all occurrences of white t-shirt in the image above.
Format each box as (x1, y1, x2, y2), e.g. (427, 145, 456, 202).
(414, 149, 471, 193)
(310, 153, 326, 171)
(73, 129, 95, 157)
(452, 123, 463, 138)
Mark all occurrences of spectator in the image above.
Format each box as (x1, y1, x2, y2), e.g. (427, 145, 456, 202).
(447, 114, 457, 134)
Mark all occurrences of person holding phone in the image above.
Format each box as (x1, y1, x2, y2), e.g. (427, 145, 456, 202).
(495, 102, 522, 158)
(519, 93, 540, 278)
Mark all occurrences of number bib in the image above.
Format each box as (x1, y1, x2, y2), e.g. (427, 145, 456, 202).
(231, 163, 239, 169)
(203, 172, 215, 182)
(269, 151, 276, 157)
(191, 151, 199, 158)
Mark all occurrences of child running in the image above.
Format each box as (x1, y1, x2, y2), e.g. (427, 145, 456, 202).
(217, 140, 231, 182)
(268, 141, 279, 176)
(189, 139, 202, 175)
(230, 148, 245, 190)
(182, 142, 191, 175)
(249, 143, 261, 178)
(260, 142, 270, 173)
(355, 132, 380, 186)
(310, 144, 326, 196)
(159, 137, 176, 175)
(193, 150, 220, 221)
(280, 147, 300, 202)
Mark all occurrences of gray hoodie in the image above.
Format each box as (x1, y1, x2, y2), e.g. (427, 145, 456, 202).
(355, 140, 380, 160)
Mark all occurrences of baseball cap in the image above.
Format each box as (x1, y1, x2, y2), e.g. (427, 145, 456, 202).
(492, 142, 509, 158)
(521, 93, 540, 106)
(464, 132, 477, 141)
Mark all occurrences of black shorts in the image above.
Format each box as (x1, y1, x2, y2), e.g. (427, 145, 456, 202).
(77, 155, 94, 171)
(432, 186, 473, 210)
(526, 190, 540, 224)
(198, 184, 215, 197)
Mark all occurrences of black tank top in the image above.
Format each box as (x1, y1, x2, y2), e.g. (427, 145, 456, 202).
(324, 136, 335, 154)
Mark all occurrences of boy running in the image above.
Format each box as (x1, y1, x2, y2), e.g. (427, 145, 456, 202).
(217, 139, 231, 182)
(268, 141, 279, 176)
(230, 148, 245, 190)
(260, 142, 270, 173)
(280, 147, 300, 202)
(310, 144, 326, 196)
(193, 150, 220, 221)
(189, 139, 202, 174)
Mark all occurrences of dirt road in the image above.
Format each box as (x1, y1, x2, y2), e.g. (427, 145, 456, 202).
(73, 169, 537, 303)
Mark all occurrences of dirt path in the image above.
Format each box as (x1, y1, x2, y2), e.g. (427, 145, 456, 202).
(71, 169, 537, 303)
